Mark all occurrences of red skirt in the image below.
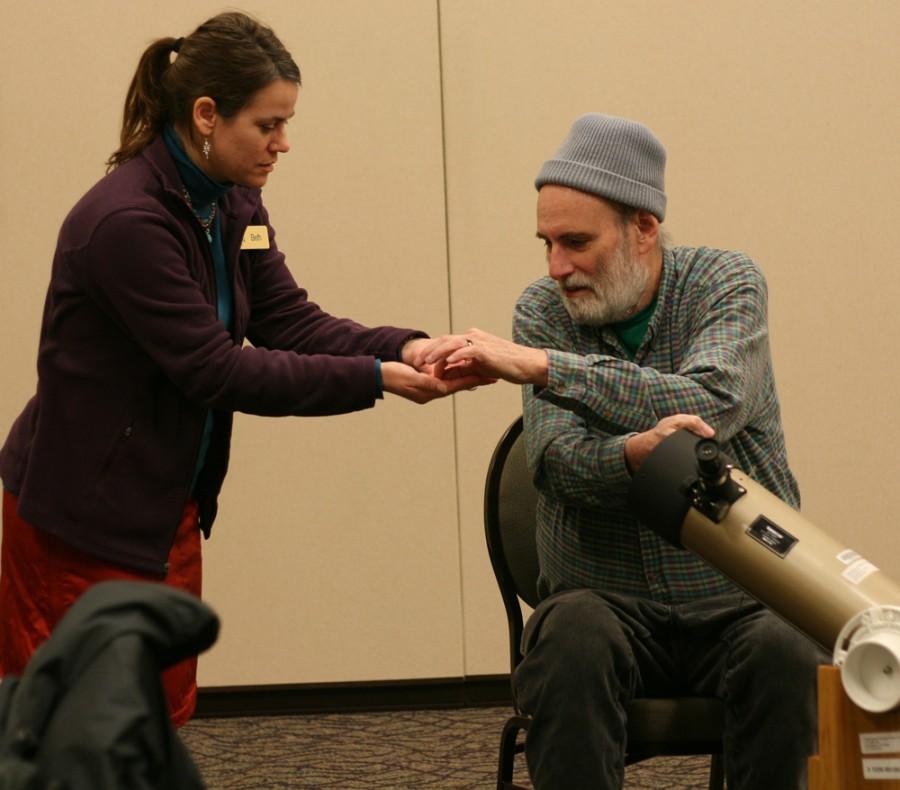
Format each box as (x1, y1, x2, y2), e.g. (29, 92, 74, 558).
(0, 489, 202, 727)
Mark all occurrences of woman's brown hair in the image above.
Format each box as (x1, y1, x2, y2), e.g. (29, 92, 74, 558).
(106, 11, 301, 170)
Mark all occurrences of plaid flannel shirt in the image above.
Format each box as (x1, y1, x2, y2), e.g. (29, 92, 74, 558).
(514, 245, 799, 604)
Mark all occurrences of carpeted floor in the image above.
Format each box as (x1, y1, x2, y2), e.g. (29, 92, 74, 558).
(181, 706, 716, 789)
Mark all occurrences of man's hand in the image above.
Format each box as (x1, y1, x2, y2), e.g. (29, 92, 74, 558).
(400, 338, 433, 368)
(625, 414, 715, 474)
(380, 361, 493, 404)
(409, 328, 549, 387)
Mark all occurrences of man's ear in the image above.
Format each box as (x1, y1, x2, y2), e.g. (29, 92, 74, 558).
(191, 96, 217, 137)
(634, 210, 660, 254)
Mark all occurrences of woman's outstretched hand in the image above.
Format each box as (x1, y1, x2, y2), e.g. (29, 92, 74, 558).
(380, 361, 494, 404)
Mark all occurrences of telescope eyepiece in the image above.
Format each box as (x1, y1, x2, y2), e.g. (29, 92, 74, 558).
(696, 439, 724, 478)
(692, 437, 740, 519)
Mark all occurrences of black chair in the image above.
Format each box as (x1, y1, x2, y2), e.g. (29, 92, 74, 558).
(483, 415, 725, 790)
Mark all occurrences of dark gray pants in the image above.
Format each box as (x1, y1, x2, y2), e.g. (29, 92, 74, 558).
(512, 589, 826, 790)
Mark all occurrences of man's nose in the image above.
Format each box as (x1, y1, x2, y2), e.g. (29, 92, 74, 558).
(547, 247, 574, 281)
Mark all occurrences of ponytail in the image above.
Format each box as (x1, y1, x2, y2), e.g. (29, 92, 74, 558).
(106, 37, 179, 171)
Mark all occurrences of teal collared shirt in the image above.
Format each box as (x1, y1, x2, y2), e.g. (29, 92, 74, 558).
(162, 127, 234, 489)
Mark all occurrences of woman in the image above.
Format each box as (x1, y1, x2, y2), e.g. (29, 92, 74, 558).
(0, 11, 487, 726)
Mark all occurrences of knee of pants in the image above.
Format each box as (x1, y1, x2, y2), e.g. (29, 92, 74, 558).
(732, 610, 826, 692)
(521, 589, 633, 682)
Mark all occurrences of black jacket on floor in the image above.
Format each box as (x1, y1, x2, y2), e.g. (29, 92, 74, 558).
(0, 580, 219, 789)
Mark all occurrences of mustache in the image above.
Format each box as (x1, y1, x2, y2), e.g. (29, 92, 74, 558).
(561, 273, 599, 290)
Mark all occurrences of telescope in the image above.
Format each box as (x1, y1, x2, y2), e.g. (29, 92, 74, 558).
(628, 429, 900, 714)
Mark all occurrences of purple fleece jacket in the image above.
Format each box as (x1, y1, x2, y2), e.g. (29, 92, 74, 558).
(0, 136, 424, 575)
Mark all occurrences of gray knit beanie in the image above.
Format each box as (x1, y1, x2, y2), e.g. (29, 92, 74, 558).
(535, 113, 667, 221)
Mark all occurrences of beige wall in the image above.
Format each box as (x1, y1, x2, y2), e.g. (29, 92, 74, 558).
(1, 0, 898, 686)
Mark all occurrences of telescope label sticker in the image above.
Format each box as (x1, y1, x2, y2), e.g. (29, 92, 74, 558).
(843, 559, 879, 585)
(746, 516, 797, 558)
(837, 548, 861, 565)
(860, 732, 900, 754)
(862, 759, 900, 779)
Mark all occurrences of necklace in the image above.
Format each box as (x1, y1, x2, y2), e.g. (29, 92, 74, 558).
(181, 187, 217, 243)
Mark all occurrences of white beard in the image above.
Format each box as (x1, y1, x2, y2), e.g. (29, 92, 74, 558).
(558, 236, 650, 326)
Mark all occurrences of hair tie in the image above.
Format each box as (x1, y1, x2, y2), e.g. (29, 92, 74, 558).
(172, 37, 184, 53)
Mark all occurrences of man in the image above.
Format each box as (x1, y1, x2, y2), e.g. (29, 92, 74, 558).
(416, 113, 823, 789)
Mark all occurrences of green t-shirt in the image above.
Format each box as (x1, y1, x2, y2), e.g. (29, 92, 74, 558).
(612, 297, 657, 359)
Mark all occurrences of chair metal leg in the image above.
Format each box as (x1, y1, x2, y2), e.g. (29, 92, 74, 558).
(497, 715, 531, 790)
(708, 752, 725, 790)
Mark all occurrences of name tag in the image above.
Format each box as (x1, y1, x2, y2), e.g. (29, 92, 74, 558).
(241, 226, 269, 249)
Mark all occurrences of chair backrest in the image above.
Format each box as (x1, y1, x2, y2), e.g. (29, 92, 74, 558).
(484, 415, 541, 670)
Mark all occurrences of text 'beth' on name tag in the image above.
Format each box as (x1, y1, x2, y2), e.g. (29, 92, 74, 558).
(241, 226, 269, 249)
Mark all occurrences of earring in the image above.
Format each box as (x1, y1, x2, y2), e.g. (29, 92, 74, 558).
(202, 138, 211, 160)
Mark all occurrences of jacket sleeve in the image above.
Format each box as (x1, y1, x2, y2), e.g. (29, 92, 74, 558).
(75, 207, 395, 417)
(241, 202, 424, 360)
